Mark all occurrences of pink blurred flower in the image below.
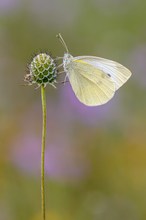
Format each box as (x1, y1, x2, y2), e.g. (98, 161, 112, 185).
(10, 103, 89, 182)
(10, 133, 89, 182)
(59, 83, 121, 126)
(0, 0, 20, 13)
(29, 0, 81, 28)
(45, 143, 88, 182)
(10, 133, 41, 176)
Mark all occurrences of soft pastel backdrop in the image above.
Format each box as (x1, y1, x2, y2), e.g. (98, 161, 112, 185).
(0, 0, 145, 219)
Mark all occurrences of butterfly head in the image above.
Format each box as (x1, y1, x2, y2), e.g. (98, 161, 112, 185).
(63, 53, 73, 71)
(56, 33, 73, 71)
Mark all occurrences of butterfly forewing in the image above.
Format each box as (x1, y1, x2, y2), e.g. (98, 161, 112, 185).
(73, 56, 132, 90)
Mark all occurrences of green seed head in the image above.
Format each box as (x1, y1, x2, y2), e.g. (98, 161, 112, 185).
(25, 53, 57, 87)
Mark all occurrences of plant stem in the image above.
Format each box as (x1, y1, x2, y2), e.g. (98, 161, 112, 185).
(41, 85, 47, 220)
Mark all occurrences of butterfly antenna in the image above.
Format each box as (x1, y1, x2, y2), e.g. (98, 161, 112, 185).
(56, 33, 69, 53)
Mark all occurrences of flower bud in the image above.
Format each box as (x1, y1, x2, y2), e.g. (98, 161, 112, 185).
(25, 53, 57, 87)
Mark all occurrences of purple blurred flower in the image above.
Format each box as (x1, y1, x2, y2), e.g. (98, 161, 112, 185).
(0, 0, 20, 13)
(45, 143, 89, 182)
(10, 133, 88, 182)
(29, 0, 81, 28)
(10, 133, 41, 176)
(59, 83, 120, 126)
(10, 102, 89, 182)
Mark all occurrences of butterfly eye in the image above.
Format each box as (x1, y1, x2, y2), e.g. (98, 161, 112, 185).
(107, 73, 111, 77)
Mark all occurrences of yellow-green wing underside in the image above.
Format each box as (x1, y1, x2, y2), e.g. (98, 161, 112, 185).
(67, 60, 116, 106)
(74, 56, 132, 90)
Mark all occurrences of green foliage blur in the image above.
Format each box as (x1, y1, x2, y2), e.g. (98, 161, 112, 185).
(0, 0, 146, 219)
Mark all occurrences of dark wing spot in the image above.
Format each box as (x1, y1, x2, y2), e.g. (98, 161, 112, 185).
(101, 73, 111, 78)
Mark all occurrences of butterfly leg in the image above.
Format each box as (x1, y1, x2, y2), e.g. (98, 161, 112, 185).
(56, 72, 69, 84)
(57, 70, 65, 75)
(56, 64, 63, 71)
(62, 73, 68, 84)
(57, 79, 69, 85)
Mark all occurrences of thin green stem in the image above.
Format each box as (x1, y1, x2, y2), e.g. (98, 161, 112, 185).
(41, 85, 47, 220)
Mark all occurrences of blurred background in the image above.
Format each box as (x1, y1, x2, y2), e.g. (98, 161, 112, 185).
(0, 0, 146, 219)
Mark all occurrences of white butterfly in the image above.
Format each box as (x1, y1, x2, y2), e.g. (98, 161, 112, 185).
(57, 34, 132, 106)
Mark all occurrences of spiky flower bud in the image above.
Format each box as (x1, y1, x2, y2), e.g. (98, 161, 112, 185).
(25, 53, 57, 87)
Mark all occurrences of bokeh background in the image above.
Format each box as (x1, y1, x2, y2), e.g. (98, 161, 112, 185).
(0, 0, 146, 219)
